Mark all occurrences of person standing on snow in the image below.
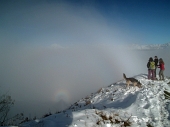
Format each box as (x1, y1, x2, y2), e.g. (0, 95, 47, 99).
(154, 56, 158, 78)
(158, 58, 165, 80)
(147, 57, 156, 80)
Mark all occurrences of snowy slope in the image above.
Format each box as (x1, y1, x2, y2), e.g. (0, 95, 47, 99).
(6, 74, 170, 127)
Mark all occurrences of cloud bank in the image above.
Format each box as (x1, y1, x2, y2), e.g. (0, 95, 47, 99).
(2, 43, 169, 117)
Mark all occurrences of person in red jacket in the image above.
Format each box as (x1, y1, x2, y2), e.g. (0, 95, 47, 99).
(158, 58, 165, 80)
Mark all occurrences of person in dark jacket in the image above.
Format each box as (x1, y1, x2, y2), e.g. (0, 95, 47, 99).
(154, 56, 158, 78)
(158, 58, 165, 80)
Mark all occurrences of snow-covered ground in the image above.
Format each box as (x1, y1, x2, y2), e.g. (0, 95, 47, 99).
(7, 73, 168, 127)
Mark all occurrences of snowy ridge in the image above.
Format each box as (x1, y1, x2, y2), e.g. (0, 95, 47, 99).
(19, 74, 170, 127)
(128, 42, 170, 50)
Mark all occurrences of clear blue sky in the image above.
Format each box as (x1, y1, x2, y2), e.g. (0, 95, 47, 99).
(0, 0, 170, 46)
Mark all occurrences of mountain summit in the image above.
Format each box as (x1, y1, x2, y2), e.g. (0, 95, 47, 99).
(19, 74, 170, 127)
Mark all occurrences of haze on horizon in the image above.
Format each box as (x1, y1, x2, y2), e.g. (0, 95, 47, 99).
(0, 0, 170, 118)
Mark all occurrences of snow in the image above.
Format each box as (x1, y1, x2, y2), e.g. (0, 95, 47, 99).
(3, 74, 170, 127)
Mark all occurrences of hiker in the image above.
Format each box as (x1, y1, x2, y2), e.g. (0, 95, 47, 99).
(147, 57, 156, 80)
(158, 58, 165, 80)
(154, 56, 159, 78)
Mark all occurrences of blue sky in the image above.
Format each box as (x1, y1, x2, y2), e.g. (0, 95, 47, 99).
(0, 0, 170, 46)
(1, 0, 170, 118)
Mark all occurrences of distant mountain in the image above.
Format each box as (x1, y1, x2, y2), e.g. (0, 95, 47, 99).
(128, 42, 170, 50)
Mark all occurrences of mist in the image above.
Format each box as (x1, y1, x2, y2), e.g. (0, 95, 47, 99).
(1, 44, 170, 118)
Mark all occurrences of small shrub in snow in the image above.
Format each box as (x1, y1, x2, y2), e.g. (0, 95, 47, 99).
(85, 100, 91, 105)
(95, 110, 132, 127)
(164, 90, 170, 100)
(42, 112, 52, 118)
(96, 88, 102, 93)
(147, 123, 154, 127)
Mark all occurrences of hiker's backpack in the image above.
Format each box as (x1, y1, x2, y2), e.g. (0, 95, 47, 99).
(150, 61, 155, 69)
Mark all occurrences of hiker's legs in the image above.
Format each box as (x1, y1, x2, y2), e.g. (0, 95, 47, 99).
(159, 70, 164, 80)
(151, 70, 155, 80)
(155, 67, 157, 78)
(160, 70, 164, 80)
(148, 69, 151, 79)
(162, 70, 164, 80)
